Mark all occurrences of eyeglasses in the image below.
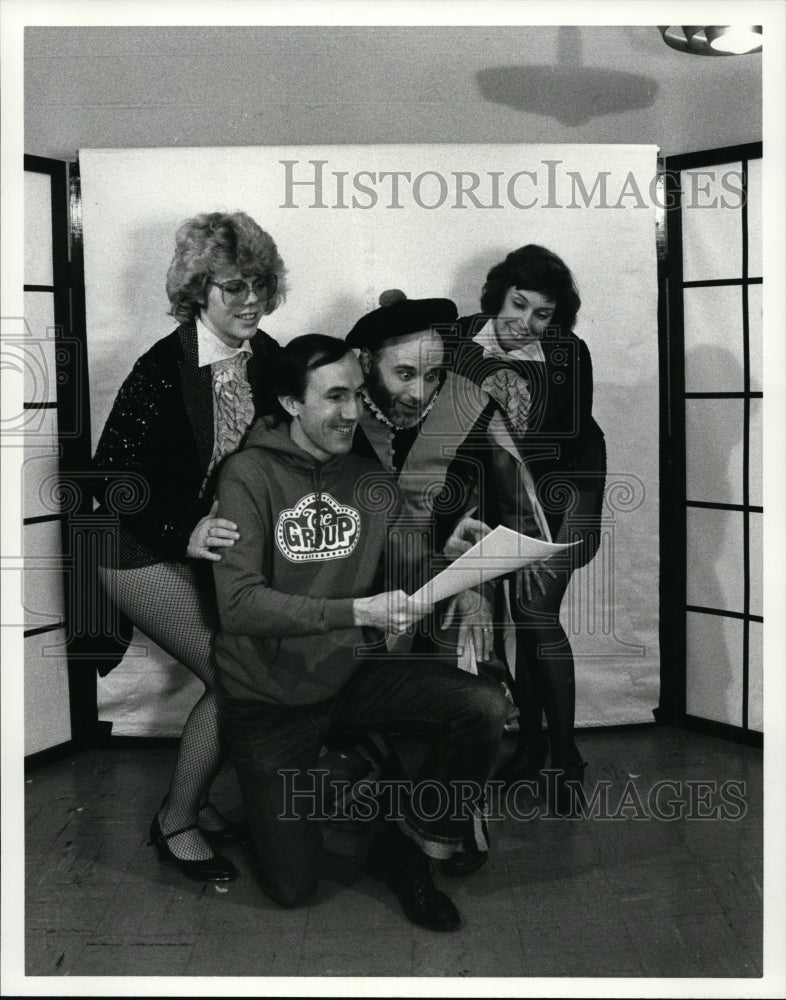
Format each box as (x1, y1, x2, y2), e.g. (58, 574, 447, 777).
(209, 274, 278, 306)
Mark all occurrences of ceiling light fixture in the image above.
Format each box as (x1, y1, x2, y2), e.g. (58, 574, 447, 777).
(659, 25, 762, 55)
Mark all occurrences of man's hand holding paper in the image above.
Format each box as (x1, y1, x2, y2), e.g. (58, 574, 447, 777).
(412, 524, 578, 606)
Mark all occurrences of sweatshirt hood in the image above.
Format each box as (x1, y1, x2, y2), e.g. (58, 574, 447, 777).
(246, 413, 345, 476)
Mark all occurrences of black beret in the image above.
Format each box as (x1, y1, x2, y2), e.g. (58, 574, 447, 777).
(346, 290, 458, 349)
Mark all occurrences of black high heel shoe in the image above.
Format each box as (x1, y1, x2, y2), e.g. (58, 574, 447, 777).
(545, 758, 588, 817)
(148, 814, 238, 882)
(495, 740, 549, 787)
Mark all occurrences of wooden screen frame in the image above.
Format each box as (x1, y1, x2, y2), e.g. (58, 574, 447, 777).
(659, 141, 763, 746)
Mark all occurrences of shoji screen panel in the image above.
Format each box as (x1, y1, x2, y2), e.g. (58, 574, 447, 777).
(667, 143, 762, 738)
(23, 157, 72, 755)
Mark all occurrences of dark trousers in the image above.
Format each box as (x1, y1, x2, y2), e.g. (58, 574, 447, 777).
(222, 657, 507, 908)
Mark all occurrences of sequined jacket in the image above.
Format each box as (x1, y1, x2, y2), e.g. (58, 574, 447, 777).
(92, 320, 281, 567)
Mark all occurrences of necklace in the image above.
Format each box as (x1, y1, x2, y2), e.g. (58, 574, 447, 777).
(361, 387, 440, 431)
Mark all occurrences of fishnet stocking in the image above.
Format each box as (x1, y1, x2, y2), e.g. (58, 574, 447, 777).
(198, 802, 229, 832)
(100, 562, 224, 861)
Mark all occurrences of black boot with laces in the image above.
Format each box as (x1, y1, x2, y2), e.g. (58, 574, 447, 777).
(367, 825, 461, 932)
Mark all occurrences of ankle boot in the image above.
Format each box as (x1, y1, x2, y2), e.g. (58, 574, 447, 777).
(368, 827, 461, 932)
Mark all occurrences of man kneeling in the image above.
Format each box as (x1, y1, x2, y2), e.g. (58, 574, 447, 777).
(213, 334, 506, 931)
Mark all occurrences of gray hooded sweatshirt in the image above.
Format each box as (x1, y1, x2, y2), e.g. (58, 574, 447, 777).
(213, 415, 395, 706)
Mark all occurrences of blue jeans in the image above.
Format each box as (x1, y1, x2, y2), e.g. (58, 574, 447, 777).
(222, 657, 507, 908)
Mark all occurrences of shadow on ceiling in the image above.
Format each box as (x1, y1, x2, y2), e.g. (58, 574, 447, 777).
(476, 27, 659, 126)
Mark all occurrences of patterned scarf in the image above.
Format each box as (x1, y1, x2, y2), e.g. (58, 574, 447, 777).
(204, 352, 255, 487)
(472, 319, 537, 437)
(481, 366, 531, 437)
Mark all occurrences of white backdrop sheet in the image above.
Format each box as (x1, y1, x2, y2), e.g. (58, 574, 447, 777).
(79, 143, 660, 734)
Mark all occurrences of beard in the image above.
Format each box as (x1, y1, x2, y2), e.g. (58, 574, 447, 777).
(364, 363, 424, 429)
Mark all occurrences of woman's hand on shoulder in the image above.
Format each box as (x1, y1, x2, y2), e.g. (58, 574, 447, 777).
(187, 499, 240, 561)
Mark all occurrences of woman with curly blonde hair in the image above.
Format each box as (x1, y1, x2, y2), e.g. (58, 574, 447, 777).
(93, 211, 285, 880)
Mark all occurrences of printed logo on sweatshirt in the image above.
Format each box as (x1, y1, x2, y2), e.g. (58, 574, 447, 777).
(275, 492, 360, 562)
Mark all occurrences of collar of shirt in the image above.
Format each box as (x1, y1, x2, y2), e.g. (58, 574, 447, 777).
(472, 318, 545, 365)
(196, 317, 253, 368)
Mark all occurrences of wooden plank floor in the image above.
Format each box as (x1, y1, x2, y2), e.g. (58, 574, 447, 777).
(23, 725, 762, 980)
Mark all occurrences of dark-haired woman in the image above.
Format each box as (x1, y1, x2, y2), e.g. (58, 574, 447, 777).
(456, 245, 606, 814)
(93, 212, 285, 878)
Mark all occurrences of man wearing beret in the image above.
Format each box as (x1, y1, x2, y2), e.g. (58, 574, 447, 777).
(346, 291, 538, 874)
(347, 291, 488, 596)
